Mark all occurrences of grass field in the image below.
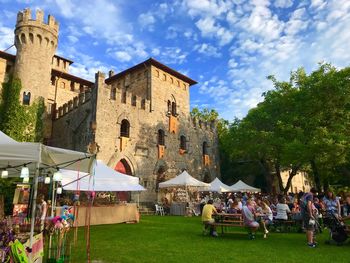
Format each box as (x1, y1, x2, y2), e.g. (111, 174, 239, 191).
(68, 215, 350, 263)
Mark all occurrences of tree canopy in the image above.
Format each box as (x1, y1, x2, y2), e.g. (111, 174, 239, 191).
(221, 63, 350, 193)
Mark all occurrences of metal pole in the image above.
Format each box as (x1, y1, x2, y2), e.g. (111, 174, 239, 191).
(29, 144, 42, 248)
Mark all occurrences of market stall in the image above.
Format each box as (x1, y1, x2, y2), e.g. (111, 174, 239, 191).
(58, 160, 145, 226)
(203, 177, 231, 193)
(159, 171, 209, 216)
(0, 130, 94, 262)
(230, 180, 261, 193)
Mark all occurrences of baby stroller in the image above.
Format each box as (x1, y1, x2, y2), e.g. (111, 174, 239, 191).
(323, 213, 348, 245)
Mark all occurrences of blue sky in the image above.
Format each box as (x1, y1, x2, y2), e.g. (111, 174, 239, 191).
(1, 0, 350, 120)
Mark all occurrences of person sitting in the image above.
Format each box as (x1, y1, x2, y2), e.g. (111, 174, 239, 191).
(242, 199, 259, 239)
(323, 191, 341, 217)
(259, 201, 273, 238)
(275, 197, 291, 220)
(201, 199, 218, 237)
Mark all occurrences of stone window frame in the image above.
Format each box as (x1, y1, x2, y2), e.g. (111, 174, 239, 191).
(202, 141, 208, 155)
(131, 95, 137, 106)
(121, 91, 127, 104)
(120, 119, 130, 138)
(180, 135, 187, 151)
(141, 99, 146, 109)
(157, 129, 165, 146)
(110, 87, 116, 100)
(70, 81, 75, 91)
(22, 91, 31, 105)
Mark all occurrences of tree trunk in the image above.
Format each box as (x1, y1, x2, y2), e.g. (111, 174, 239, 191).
(275, 160, 284, 193)
(259, 159, 273, 193)
(283, 164, 301, 195)
(310, 159, 322, 192)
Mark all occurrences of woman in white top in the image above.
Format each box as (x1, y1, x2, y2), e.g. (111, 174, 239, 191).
(275, 197, 291, 220)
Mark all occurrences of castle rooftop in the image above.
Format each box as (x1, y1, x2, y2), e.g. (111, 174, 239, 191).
(105, 58, 197, 86)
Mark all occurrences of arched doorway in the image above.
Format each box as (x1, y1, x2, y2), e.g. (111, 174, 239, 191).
(114, 158, 133, 201)
(115, 158, 132, 175)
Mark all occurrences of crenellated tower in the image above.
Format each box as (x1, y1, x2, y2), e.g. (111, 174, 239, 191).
(13, 8, 59, 103)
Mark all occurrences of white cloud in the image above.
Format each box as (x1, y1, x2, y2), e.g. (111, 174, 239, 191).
(154, 47, 188, 65)
(195, 17, 234, 45)
(112, 51, 132, 62)
(0, 25, 13, 51)
(194, 43, 221, 57)
(138, 12, 156, 31)
(274, 0, 293, 8)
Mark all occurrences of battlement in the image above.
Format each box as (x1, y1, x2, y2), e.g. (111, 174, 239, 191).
(107, 86, 151, 112)
(16, 8, 59, 34)
(190, 116, 216, 133)
(53, 90, 92, 120)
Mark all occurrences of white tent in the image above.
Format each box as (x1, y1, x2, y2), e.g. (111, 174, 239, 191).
(203, 177, 231, 193)
(230, 180, 261, 193)
(61, 160, 145, 192)
(0, 130, 94, 248)
(159, 170, 209, 188)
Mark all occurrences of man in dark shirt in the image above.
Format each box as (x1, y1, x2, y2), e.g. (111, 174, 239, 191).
(301, 188, 318, 248)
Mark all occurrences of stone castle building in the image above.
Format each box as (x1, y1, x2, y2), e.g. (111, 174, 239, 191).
(0, 9, 220, 203)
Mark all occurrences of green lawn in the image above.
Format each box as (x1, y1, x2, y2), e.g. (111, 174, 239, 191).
(67, 216, 350, 263)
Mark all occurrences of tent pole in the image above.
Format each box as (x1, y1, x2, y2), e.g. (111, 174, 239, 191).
(29, 146, 41, 248)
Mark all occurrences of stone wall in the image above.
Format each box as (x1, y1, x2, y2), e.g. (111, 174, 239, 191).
(91, 64, 219, 203)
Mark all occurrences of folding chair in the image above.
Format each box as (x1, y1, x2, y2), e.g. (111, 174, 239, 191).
(155, 204, 165, 216)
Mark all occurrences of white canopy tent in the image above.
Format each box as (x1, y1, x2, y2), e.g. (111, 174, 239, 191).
(230, 180, 261, 193)
(202, 177, 231, 193)
(0, 130, 95, 248)
(159, 170, 209, 188)
(61, 160, 145, 192)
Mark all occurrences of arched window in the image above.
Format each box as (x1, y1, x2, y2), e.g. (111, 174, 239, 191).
(171, 102, 177, 116)
(120, 119, 130, 138)
(158, 129, 165, 146)
(131, 95, 137, 106)
(180, 135, 186, 151)
(110, 88, 116, 100)
(22, 92, 31, 105)
(202, 141, 208, 155)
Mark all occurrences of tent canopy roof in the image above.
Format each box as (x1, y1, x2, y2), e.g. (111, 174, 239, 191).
(204, 177, 231, 193)
(159, 170, 209, 188)
(61, 160, 145, 192)
(0, 130, 94, 174)
(230, 180, 261, 192)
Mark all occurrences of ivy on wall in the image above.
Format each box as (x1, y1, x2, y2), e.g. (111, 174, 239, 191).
(0, 76, 45, 142)
(0, 76, 46, 216)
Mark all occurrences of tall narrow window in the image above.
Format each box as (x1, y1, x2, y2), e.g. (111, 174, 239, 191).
(70, 81, 75, 91)
(167, 100, 171, 114)
(158, 129, 165, 146)
(141, 99, 146, 109)
(121, 91, 127, 103)
(120, 119, 130, 138)
(79, 84, 84, 93)
(202, 141, 208, 155)
(180, 135, 186, 151)
(171, 102, 177, 116)
(22, 92, 31, 105)
(131, 95, 137, 106)
(111, 88, 116, 100)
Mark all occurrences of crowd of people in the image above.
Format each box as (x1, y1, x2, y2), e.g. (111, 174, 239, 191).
(201, 188, 350, 248)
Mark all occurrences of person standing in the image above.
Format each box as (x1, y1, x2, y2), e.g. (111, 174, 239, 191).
(201, 199, 218, 237)
(301, 188, 318, 248)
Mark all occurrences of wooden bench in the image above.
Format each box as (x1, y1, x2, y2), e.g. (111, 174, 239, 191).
(210, 213, 245, 234)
